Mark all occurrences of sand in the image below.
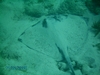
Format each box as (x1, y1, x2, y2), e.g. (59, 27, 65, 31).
(0, 1, 100, 75)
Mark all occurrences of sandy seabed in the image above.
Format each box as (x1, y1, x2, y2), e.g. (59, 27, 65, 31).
(0, 1, 100, 75)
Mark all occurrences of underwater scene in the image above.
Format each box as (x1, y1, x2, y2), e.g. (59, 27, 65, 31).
(0, 0, 100, 75)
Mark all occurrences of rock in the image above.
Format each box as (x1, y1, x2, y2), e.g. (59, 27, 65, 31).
(82, 64, 91, 75)
(57, 62, 69, 72)
(75, 70, 82, 75)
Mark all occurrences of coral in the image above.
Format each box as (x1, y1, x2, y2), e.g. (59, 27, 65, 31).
(92, 20, 100, 51)
(38, 0, 44, 3)
(0, 57, 6, 75)
(0, 44, 21, 60)
(24, 3, 46, 17)
(24, 0, 47, 17)
(92, 20, 100, 36)
(0, 0, 3, 3)
(85, 0, 100, 15)
(57, 0, 86, 16)
(94, 43, 100, 51)
(92, 0, 100, 7)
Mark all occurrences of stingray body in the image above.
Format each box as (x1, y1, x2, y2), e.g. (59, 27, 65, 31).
(46, 17, 75, 75)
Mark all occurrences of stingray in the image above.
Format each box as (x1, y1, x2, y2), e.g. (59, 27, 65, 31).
(18, 19, 75, 75)
(18, 15, 88, 75)
(46, 17, 75, 75)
